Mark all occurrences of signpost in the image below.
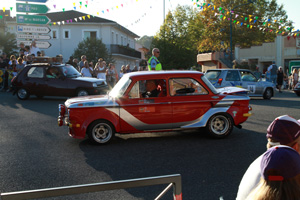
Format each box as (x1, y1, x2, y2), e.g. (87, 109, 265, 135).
(17, 14, 51, 25)
(17, 25, 51, 34)
(17, 40, 51, 49)
(17, 34, 51, 40)
(16, 3, 49, 14)
(16, 0, 48, 3)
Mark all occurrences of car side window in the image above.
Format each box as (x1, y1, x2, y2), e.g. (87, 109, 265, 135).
(27, 67, 44, 78)
(169, 78, 208, 96)
(226, 70, 240, 81)
(240, 71, 257, 82)
(128, 79, 166, 98)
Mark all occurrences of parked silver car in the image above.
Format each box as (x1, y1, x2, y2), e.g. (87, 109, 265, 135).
(205, 69, 276, 99)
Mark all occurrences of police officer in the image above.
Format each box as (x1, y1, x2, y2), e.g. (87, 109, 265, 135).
(148, 48, 162, 71)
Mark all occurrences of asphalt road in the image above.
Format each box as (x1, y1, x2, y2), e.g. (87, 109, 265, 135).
(0, 90, 299, 200)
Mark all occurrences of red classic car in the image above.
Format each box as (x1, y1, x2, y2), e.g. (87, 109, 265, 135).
(58, 71, 252, 144)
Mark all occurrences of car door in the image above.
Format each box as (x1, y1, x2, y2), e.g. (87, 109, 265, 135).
(119, 79, 173, 133)
(169, 77, 211, 128)
(44, 66, 68, 96)
(239, 70, 263, 95)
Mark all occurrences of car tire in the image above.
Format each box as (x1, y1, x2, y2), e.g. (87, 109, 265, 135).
(17, 88, 30, 100)
(263, 88, 272, 99)
(77, 89, 89, 96)
(87, 120, 115, 144)
(296, 92, 300, 97)
(206, 113, 233, 138)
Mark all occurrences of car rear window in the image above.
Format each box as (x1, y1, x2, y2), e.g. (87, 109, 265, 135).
(205, 71, 221, 80)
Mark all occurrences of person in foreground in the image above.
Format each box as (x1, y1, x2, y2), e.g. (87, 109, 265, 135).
(236, 115, 300, 200)
(246, 146, 300, 200)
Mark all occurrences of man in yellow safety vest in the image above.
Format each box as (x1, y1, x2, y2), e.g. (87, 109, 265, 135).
(148, 48, 162, 71)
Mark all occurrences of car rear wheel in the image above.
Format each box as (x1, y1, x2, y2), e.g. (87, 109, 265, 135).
(17, 88, 30, 100)
(77, 89, 89, 96)
(87, 120, 115, 144)
(206, 113, 233, 138)
(263, 88, 272, 99)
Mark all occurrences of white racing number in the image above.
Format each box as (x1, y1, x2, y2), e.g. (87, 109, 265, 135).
(247, 85, 256, 93)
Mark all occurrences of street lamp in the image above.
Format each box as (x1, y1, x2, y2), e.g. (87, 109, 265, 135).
(229, 0, 256, 62)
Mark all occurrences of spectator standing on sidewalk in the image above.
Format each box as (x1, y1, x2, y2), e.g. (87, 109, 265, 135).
(148, 48, 162, 71)
(119, 65, 126, 79)
(276, 66, 285, 93)
(292, 68, 299, 89)
(246, 146, 300, 200)
(81, 61, 93, 77)
(30, 40, 40, 57)
(236, 115, 300, 200)
(94, 58, 107, 80)
(16, 57, 25, 73)
(267, 61, 278, 84)
(106, 63, 118, 89)
(79, 55, 87, 71)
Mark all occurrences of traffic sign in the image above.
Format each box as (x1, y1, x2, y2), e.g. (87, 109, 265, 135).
(16, 3, 49, 14)
(16, 0, 48, 3)
(17, 41, 51, 49)
(17, 25, 51, 34)
(17, 34, 51, 40)
(17, 14, 51, 25)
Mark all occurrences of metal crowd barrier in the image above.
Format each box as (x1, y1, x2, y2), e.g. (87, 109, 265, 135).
(1, 174, 182, 200)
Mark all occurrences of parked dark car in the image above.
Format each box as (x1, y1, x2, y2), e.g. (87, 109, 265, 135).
(11, 63, 108, 100)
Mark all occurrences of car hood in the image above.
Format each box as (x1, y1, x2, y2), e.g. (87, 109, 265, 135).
(65, 95, 118, 108)
(217, 86, 248, 95)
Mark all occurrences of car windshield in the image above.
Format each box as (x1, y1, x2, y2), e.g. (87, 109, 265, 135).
(61, 65, 81, 78)
(205, 71, 221, 80)
(201, 75, 219, 94)
(109, 75, 132, 98)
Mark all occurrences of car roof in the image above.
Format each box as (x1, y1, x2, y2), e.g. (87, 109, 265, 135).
(124, 70, 204, 78)
(206, 69, 251, 71)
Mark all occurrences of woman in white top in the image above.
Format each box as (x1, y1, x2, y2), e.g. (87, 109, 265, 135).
(119, 65, 126, 79)
(292, 68, 299, 89)
(94, 58, 106, 80)
(81, 61, 93, 77)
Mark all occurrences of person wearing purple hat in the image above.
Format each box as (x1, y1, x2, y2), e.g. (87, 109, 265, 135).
(236, 115, 300, 200)
(246, 146, 300, 199)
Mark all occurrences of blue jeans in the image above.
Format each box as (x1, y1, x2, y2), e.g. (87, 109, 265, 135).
(270, 75, 277, 84)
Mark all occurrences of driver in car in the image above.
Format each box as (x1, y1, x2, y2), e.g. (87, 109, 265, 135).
(142, 80, 160, 98)
(46, 68, 58, 78)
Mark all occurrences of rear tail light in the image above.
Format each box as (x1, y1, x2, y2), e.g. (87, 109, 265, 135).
(217, 78, 223, 85)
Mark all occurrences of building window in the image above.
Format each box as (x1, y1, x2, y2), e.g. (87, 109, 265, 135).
(52, 30, 58, 39)
(83, 31, 97, 40)
(116, 34, 119, 44)
(121, 36, 123, 46)
(111, 32, 114, 44)
(63, 30, 70, 39)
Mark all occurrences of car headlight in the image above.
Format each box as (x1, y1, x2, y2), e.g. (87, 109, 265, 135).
(93, 83, 97, 87)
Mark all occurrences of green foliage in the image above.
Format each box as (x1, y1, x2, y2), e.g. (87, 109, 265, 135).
(197, 0, 293, 52)
(136, 36, 153, 49)
(0, 32, 17, 56)
(72, 37, 114, 63)
(151, 5, 204, 70)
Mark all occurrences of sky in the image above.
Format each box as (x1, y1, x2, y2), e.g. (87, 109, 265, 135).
(1, 0, 300, 37)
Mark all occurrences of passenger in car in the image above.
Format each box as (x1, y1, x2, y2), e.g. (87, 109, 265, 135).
(46, 68, 58, 78)
(141, 80, 160, 98)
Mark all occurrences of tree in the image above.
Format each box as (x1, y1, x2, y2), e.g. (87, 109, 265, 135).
(151, 5, 204, 69)
(197, 0, 293, 52)
(72, 37, 113, 63)
(136, 35, 153, 49)
(0, 32, 17, 56)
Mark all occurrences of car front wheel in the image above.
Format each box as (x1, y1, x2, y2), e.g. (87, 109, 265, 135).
(206, 114, 233, 138)
(263, 88, 272, 99)
(17, 88, 30, 100)
(87, 120, 115, 144)
(77, 89, 89, 96)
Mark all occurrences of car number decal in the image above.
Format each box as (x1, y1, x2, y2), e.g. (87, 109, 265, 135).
(247, 85, 256, 93)
(139, 107, 155, 113)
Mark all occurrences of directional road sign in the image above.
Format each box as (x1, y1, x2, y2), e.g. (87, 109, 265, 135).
(16, 3, 49, 14)
(16, 0, 48, 3)
(17, 41, 51, 49)
(17, 25, 51, 34)
(17, 34, 51, 40)
(17, 14, 51, 25)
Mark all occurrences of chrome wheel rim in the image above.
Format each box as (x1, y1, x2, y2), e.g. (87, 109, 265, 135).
(18, 89, 28, 99)
(78, 90, 88, 96)
(92, 123, 112, 143)
(210, 115, 229, 135)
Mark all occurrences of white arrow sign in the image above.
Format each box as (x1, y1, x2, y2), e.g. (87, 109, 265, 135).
(17, 41, 52, 49)
(17, 34, 51, 40)
(17, 25, 51, 34)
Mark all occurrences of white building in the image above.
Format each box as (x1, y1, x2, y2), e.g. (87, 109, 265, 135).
(6, 10, 147, 73)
